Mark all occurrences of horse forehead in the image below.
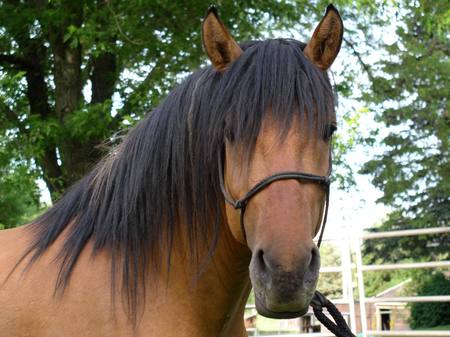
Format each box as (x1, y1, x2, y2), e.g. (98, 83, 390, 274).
(249, 115, 329, 177)
(256, 115, 315, 154)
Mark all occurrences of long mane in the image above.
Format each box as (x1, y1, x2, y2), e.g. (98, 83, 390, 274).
(21, 39, 335, 320)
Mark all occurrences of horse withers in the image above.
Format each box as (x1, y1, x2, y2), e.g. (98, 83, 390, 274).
(0, 5, 343, 337)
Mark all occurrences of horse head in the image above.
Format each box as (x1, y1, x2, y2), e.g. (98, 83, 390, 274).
(202, 5, 343, 318)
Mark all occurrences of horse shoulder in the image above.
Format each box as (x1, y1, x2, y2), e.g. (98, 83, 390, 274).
(0, 226, 119, 336)
(0, 226, 45, 336)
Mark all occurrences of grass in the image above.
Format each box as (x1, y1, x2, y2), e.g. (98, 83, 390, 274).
(368, 325, 450, 337)
(427, 325, 450, 330)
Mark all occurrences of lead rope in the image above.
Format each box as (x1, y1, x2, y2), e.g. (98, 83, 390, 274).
(310, 290, 356, 337)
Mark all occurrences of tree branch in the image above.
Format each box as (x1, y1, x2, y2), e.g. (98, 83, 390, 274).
(106, 0, 144, 45)
(118, 55, 167, 115)
(343, 36, 375, 83)
(91, 53, 117, 104)
(0, 53, 37, 71)
(0, 100, 27, 133)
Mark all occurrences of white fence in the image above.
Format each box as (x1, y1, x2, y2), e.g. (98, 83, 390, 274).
(355, 226, 450, 337)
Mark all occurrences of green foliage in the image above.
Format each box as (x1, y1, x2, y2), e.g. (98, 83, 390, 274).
(317, 244, 343, 298)
(0, 1, 385, 226)
(0, 0, 319, 224)
(360, 1, 449, 322)
(0, 161, 40, 229)
(0, 129, 42, 228)
(361, 0, 450, 263)
(409, 272, 450, 329)
(363, 270, 410, 297)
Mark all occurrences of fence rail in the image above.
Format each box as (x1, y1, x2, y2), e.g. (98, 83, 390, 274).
(362, 226, 450, 240)
(366, 331, 450, 336)
(365, 295, 450, 303)
(356, 226, 450, 337)
(255, 332, 335, 337)
(362, 260, 450, 271)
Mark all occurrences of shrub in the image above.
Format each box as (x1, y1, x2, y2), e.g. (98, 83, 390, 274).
(409, 272, 450, 329)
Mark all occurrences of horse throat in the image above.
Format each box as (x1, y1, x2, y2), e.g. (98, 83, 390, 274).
(165, 220, 252, 336)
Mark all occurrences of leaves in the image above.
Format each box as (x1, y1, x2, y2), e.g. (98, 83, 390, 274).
(0, 143, 40, 228)
(361, 0, 450, 265)
(409, 272, 450, 329)
(317, 244, 343, 298)
(0, 0, 382, 224)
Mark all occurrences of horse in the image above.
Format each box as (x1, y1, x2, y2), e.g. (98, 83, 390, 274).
(0, 5, 343, 337)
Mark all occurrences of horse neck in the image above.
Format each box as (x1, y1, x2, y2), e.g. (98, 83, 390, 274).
(165, 218, 252, 335)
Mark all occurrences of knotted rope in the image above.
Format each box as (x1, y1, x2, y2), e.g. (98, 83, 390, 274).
(310, 291, 356, 337)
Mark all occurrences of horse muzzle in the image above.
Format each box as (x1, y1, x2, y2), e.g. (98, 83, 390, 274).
(249, 244, 320, 318)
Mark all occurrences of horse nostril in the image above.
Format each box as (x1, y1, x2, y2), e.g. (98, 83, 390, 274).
(256, 249, 267, 272)
(308, 245, 320, 272)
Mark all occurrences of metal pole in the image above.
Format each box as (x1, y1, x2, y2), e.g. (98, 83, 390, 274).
(362, 260, 450, 271)
(365, 331, 450, 336)
(365, 295, 450, 303)
(354, 236, 368, 337)
(342, 226, 356, 334)
(361, 226, 450, 240)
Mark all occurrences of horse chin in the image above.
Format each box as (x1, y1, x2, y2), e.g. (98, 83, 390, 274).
(254, 291, 311, 319)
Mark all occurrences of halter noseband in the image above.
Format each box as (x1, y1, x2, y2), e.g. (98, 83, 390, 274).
(218, 150, 332, 248)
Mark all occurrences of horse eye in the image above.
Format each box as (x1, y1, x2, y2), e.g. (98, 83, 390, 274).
(324, 124, 337, 141)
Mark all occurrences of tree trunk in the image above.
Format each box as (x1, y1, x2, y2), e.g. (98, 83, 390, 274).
(48, 2, 104, 192)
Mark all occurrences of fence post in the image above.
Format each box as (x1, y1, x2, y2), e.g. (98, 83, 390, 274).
(342, 226, 357, 334)
(354, 235, 368, 337)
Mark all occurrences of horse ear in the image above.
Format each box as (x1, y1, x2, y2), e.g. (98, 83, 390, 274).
(304, 4, 343, 70)
(202, 6, 242, 72)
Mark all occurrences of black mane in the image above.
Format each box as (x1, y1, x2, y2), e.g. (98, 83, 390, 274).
(22, 39, 335, 320)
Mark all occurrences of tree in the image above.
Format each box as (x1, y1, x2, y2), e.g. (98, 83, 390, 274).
(0, 1, 386, 225)
(0, 0, 311, 199)
(409, 272, 450, 329)
(0, 0, 338, 197)
(361, 0, 450, 264)
(360, 1, 449, 326)
(0, 160, 40, 228)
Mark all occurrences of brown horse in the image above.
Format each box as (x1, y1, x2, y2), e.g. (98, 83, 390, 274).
(0, 5, 343, 337)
